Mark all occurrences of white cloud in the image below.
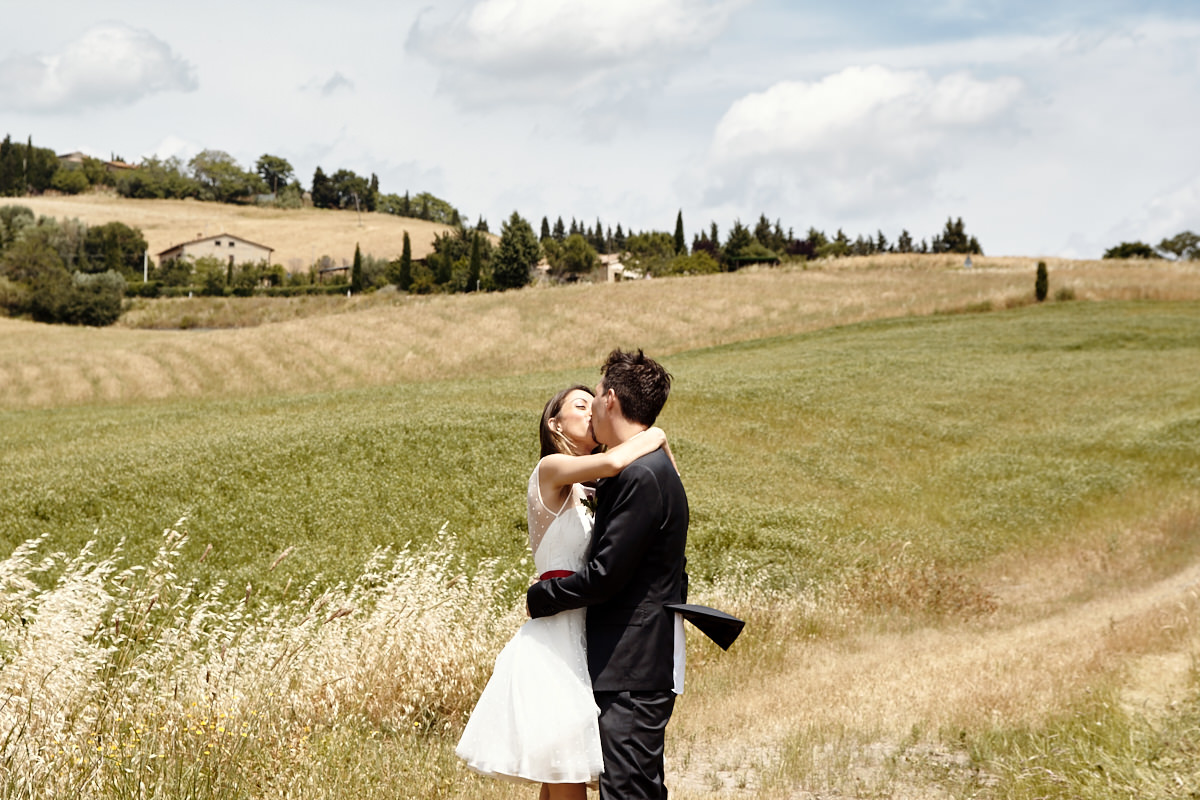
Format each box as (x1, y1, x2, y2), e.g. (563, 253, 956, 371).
(146, 135, 201, 164)
(407, 0, 747, 111)
(321, 72, 354, 97)
(300, 71, 355, 97)
(0, 23, 196, 113)
(704, 64, 1023, 218)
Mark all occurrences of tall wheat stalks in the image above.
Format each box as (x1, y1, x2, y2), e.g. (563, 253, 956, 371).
(0, 522, 519, 799)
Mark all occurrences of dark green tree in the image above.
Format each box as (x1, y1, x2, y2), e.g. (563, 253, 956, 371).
(402, 191, 460, 224)
(623, 231, 675, 276)
(1035, 261, 1048, 302)
(591, 217, 607, 254)
(189, 150, 262, 203)
(255, 154, 294, 195)
(722, 220, 756, 269)
(351, 243, 364, 293)
(427, 228, 462, 286)
(389, 230, 413, 291)
(931, 217, 982, 255)
(674, 210, 686, 255)
(692, 228, 718, 261)
(311, 167, 336, 208)
(493, 211, 539, 290)
(540, 216, 551, 241)
(553, 216, 566, 242)
(83, 222, 147, 278)
(329, 169, 371, 211)
(558, 233, 599, 279)
(51, 168, 90, 195)
(1157, 230, 1200, 261)
(116, 156, 198, 199)
(1103, 241, 1157, 259)
(367, 174, 380, 212)
(23, 137, 60, 193)
(0, 136, 24, 196)
(752, 214, 774, 250)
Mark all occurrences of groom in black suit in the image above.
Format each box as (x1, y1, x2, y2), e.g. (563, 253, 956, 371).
(527, 348, 688, 799)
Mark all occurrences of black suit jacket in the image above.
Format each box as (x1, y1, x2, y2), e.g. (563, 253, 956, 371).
(527, 447, 688, 692)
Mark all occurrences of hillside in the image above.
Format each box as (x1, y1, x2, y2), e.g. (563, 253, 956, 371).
(2, 299, 1199, 798)
(14, 193, 456, 271)
(2, 256, 1199, 410)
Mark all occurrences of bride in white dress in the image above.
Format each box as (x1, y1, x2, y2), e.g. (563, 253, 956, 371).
(456, 384, 669, 800)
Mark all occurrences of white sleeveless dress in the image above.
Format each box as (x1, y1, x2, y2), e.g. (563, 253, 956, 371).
(455, 464, 603, 785)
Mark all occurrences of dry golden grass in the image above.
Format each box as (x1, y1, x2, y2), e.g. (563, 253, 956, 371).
(0, 523, 521, 800)
(664, 500, 1200, 798)
(4, 256, 1199, 411)
(14, 193, 455, 270)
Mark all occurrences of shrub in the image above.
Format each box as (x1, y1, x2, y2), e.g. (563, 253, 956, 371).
(658, 251, 721, 277)
(194, 256, 228, 296)
(125, 280, 161, 298)
(1035, 261, 1048, 302)
(154, 257, 194, 287)
(61, 279, 123, 326)
(50, 167, 91, 195)
(0, 203, 35, 249)
(0, 273, 30, 314)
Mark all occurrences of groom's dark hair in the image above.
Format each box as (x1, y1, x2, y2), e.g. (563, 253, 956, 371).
(600, 348, 671, 427)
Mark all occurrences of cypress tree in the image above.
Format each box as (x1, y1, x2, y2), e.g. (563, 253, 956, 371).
(398, 231, 412, 290)
(351, 243, 363, 293)
(674, 210, 686, 255)
(1035, 261, 1048, 302)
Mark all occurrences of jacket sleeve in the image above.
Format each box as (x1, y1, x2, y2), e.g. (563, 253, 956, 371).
(527, 461, 662, 618)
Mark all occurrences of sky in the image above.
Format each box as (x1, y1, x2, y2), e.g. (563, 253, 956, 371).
(2, 0, 1199, 258)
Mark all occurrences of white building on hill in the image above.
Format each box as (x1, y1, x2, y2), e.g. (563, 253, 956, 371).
(158, 233, 274, 267)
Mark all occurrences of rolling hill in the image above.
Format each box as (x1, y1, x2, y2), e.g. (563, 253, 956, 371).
(14, 193, 456, 271)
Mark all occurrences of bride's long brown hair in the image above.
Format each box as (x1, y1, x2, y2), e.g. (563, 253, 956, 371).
(539, 384, 594, 459)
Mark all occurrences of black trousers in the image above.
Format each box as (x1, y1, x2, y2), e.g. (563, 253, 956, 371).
(594, 690, 676, 800)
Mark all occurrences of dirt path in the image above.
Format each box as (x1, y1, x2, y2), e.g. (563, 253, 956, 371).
(668, 557, 1200, 797)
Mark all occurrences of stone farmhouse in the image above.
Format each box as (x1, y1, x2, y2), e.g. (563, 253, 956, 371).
(56, 151, 136, 174)
(157, 233, 274, 267)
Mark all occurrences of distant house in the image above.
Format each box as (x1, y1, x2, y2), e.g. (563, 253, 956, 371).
(158, 233, 274, 267)
(56, 151, 137, 174)
(57, 151, 87, 169)
(534, 253, 640, 284)
(601, 253, 643, 282)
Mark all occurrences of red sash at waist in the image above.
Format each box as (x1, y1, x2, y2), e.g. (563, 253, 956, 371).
(539, 570, 575, 580)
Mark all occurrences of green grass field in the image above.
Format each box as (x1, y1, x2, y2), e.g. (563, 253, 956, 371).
(3, 296, 1200, 799)
(3, 300, 1197, 594)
